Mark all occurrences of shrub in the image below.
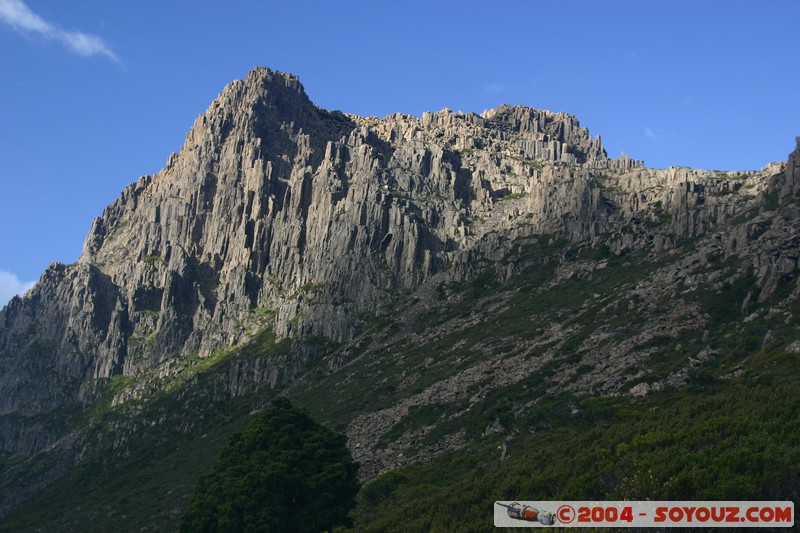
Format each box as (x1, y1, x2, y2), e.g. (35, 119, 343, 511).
(180, 398, 359, 533)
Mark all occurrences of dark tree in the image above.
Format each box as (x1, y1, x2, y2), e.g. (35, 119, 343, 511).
(180, 397, 359, 532)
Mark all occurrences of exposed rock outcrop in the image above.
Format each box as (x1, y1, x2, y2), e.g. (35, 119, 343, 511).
(0, 66, 794, 464)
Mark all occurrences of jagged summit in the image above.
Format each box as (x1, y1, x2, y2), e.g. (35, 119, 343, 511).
(3, 67, 787, 382)
(205, 67, 613, 166)
(0, 68, 797, 523)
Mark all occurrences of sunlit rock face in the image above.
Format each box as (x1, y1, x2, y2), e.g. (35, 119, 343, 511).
(0, 67, 796, 460)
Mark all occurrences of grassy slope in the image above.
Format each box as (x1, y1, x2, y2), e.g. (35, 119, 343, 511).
(295, 236, 800, 531)
(2, 227, 799, 531)
(0, 332, 296, 532)
(352, 379, 800, 532)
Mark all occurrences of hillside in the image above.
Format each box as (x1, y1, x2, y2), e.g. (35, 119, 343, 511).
(1, 67, 798, 531)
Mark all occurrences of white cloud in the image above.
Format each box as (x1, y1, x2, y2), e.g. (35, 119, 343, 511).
(0, 0, 120, 62)
(484, 83, 505, 94)
(0, 270, 36, 308)
(645, 126, 679, 141)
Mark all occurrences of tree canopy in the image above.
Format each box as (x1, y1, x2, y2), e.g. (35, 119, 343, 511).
(180, 397, 359, 532)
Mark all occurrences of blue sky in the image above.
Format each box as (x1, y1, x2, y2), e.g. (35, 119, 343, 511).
(1, 0, 798, 305)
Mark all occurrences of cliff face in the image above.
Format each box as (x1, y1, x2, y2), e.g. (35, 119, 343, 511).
(0, 69, 609, 425)
(0, 67, 795, 467)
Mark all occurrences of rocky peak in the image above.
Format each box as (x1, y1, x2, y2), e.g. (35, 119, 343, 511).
(482, 104, 607, 164)
(784, 136, 800, 198)
(0, 67, 791, 468)
(174, 66, 356, 177)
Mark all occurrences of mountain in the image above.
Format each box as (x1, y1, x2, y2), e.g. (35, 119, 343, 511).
(1, 67, 798, 531)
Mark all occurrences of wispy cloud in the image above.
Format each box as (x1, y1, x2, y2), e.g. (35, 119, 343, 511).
(0, 270, 35, 308)
(0, 0, 120, 62)
(484, 83, 506, 94)
(645, 126, 679, 142)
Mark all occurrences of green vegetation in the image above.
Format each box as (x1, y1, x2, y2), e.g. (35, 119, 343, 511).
(351, 378, 800, 532)
(425, 193, 447, 202)
(499, 192, 526, 201)
(0, 327, 306, 533)
(296, 236, 673, 432)
(298, 281, 327, 294)
(252, 306, 277, 320)
(509, 155, 545, 170)
(4, 217, 799, 532)
(764, 188, 781, 210)
(180, 398, 358, 533)
(292, 233, 799, 531)
(644, 200, 671, 227)
(127, 333, 155, 346)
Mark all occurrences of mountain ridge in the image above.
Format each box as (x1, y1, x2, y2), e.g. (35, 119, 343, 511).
(0, 67, 798, 528)
(0, 67, 635, 422)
